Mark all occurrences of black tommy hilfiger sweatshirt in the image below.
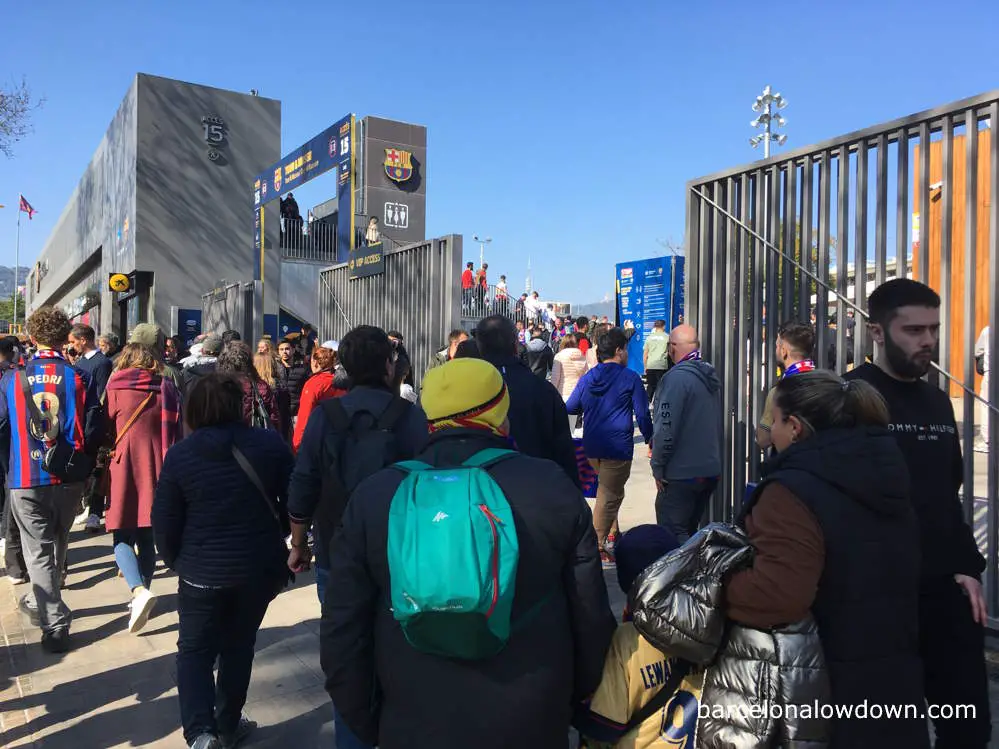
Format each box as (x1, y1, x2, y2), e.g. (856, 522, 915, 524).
(846, 364, 985, 582)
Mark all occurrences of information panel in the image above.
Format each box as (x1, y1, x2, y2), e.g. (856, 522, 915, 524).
(615, 256, 685, 375)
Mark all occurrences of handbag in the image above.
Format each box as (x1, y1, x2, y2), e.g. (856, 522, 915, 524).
(18, 370, 95, 483)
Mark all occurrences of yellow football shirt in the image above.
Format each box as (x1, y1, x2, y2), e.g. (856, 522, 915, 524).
(584, 622, 703, 749)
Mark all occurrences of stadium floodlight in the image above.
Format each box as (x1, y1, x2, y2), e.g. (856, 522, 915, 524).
(749, 84, 789, 158)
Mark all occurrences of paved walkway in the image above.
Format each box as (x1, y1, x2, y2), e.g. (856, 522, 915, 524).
(1, 442, 998, 748)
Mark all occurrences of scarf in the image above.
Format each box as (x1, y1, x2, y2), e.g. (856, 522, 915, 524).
(106, 368, 182, 457)
(678, 350, 702, 363)
(782, 359, 815, 378)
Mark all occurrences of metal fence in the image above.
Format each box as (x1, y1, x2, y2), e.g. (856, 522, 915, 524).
(201, 281, 256, 341)
(318, 235, 462, 388)
(281, 217, 338, 265)
(685, 90, 999, 620)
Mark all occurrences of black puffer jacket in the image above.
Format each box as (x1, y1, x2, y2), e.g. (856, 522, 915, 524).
(152, 422, 293, 588)
(320, 429, 616, 749)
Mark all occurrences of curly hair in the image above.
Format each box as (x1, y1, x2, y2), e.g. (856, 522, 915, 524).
(311, 346, 337, 373)
(27, 307, 72, 348)
(114, 343, 164, 373)
(217, 341, 259, 381)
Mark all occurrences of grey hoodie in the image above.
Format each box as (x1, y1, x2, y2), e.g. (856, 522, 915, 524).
(651, 359, 722, 480)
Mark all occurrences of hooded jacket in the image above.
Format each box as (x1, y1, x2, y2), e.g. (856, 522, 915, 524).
(551, 347, 588, 402)
(566, 362, 652, 461)
(732, 427, 928, 748)
(320, 429, 617, 748)
(630, 524, 831, 749)
(525, 337, 554, 379)
(651, 359, 721, 480)
(152, 422, 294, 588)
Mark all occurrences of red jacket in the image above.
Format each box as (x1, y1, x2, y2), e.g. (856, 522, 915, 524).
(461, 269, 475, 289)
(293, 371, 348, 452)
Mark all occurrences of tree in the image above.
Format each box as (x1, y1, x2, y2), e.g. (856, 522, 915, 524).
(0, 77, 44, 158)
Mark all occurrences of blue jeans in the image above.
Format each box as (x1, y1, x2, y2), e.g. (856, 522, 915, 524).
(113, 528, 156, 591)
(335, 708, 371, 749)
(315, 564, 329, 606)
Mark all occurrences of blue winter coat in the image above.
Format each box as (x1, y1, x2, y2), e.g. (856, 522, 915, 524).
(566, 362, 653, 461)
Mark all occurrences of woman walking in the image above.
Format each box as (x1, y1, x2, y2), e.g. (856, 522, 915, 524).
(104, 343, 183, 634)
(217, 342, 280, 430)
(551, 333, 589, 403)
(292, 344, 348, 452)
(154, 373, 294, 749)
(725, 371, 927, 748)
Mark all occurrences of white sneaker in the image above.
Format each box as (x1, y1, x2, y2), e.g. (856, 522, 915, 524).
(974, 440, 990, 453)
(85, 514, 102, 533)
(128, 587, 156, 634)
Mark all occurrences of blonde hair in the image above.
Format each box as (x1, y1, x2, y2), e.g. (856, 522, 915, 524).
(559, 333, 579, 352)
(115, 343, 163, 373)
(774, 370, 889, 437)
(253, 352, 278, 387)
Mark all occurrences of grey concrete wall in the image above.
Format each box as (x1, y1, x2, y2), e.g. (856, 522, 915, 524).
(135, 74, 281, 330)
(27, 78, 138, 334)
(278, 260, 320, 326)
(360, 116, 427, 247)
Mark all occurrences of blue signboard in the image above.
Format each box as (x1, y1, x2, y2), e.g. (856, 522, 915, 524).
(176, 308, 203, 350)
(253, 114, 355, 277)
(615, 256, 685, 375)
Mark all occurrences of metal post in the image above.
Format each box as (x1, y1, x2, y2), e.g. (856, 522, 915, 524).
(14, 209, 20, 328)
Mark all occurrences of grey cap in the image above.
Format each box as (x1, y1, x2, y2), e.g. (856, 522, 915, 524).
(201, 334, 222, 356)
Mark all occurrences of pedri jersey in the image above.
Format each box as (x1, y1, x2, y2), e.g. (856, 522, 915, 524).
(584, 622, 704, 749)
(0, 351, 88, 489)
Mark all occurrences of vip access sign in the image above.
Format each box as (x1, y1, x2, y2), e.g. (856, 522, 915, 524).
(252, 114, 355, 280)
(615, 256, 685, 375)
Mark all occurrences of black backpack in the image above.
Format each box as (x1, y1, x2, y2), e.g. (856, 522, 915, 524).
(313, 396, 411, 562)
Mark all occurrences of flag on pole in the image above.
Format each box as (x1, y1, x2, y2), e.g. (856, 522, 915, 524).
(18, 195, 36, 220)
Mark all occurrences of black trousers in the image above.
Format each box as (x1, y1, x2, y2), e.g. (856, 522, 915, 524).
(176, 578, 279, 743)
(645, 369, 666, 404)
(655, 479, 717, 544)
(919, 577, 992, 748)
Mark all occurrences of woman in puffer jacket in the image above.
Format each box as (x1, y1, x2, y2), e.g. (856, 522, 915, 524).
(551, 334, 589, 402)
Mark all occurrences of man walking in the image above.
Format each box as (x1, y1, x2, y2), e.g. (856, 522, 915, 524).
(475, 315, 580, 487)
(69, 323, 114, 533)
(567, 327, 653, 566)
(642, 319, 670, 405)
(846, 279, 991, 747)
(275, 339, 307, 439)
(0, 307, 100, 653)
(321, 358, 616, 749)
(756, 320, 816, 450)
(650, 324, 721, 542)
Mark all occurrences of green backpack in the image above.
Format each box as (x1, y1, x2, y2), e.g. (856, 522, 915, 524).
(387, 448, 519, 660)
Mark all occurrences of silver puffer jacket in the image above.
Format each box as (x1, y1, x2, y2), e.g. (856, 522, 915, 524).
(629, 523, 830, 749)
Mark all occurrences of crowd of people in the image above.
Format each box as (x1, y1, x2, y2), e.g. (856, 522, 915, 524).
(0, 275, 992, 748)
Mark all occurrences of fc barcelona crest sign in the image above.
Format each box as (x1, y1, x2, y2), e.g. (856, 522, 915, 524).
(384, 148, 413, 183)
(273, 166, 283, 193)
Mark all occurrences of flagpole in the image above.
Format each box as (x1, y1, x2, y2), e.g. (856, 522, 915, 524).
(14, 200, 20, 330)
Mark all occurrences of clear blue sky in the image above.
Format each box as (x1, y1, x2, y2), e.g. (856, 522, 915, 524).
(2, 0, 998, 305)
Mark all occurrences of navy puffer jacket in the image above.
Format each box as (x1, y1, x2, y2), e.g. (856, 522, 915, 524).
(153, 422, 293, 588)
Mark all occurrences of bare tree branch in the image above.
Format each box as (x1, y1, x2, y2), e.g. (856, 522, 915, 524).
(0, 77, 44, 158)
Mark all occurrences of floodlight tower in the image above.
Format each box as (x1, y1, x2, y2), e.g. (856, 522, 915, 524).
(750, 85, 788, 158)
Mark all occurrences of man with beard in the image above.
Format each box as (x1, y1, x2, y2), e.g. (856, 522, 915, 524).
(846, 278, 990, 748)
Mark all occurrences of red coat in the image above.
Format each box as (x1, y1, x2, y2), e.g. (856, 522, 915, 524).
(105, 375, 183, 531)
(293, 370, 348, 452)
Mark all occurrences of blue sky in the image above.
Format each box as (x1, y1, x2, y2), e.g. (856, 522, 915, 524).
(2, 0, 998, 304)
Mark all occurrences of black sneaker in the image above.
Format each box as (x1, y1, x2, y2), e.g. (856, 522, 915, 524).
(40, 628, 71, 654)
(219, 716, 256, 749)
(18, 594, 40, 627)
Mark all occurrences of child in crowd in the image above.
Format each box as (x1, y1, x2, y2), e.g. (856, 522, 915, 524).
(574, 525, 704, 748)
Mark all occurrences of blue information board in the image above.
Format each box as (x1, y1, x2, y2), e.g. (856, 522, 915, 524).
(615, 256, 685, 375)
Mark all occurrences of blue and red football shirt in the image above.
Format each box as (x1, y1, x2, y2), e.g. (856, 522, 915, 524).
(0, 349, 94, 488)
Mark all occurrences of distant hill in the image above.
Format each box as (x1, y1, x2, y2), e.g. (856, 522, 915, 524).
(574, 299, 615, 320)
(0, 267, 29, 299)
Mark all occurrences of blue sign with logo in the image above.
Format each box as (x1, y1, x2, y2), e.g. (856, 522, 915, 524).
(253, 114, 355, 275)
(177, 308, 203, 349)
(615, 256, 685, 375)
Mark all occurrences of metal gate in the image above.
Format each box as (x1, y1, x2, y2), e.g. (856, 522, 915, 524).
(201, 281, 256, 341)
(685, 90, 999, 619)
(317, 235, 462, 388)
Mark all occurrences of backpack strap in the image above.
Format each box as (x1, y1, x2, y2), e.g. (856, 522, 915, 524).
(622, 659, 693, 733)
(393, 460, 433, 474)
(321, 396, 351, 431)
(461, 448, 518, 470)
(377, 396, 410, 430)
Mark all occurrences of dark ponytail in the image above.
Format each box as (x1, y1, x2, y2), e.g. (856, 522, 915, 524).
(774, 371, 889, 436)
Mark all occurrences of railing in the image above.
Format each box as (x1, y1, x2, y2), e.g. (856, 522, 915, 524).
(459, 283, 569, 330)
(685, 89, 999, 623)
(280, 217, 338, 265)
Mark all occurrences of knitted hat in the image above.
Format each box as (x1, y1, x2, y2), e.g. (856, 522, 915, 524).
(421, 359, 509, 436)
(129, 323, 163, 348)
(615, 524, 681, 595)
